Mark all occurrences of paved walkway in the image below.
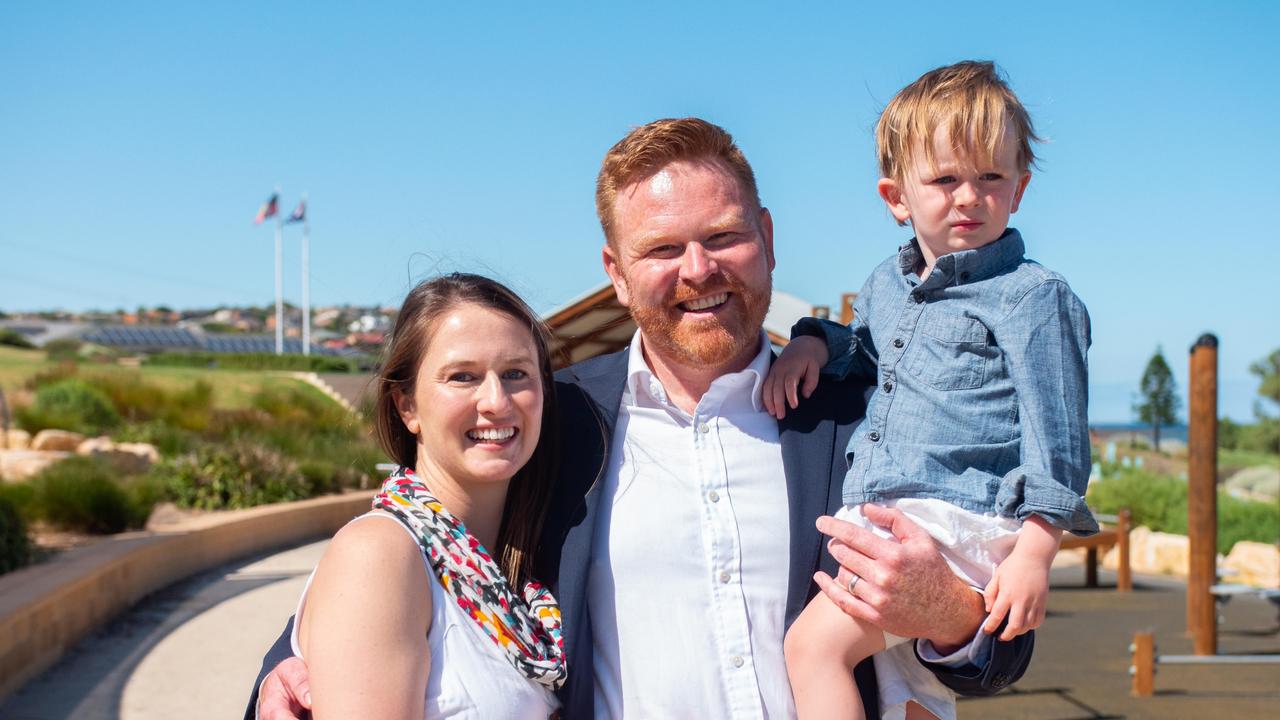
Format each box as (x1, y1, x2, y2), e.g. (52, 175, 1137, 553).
(2, 544, 1277, 719)
(0, 541, 325, 720)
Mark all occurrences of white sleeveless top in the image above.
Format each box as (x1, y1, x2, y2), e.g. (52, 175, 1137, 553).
(291, 512, 560, 719)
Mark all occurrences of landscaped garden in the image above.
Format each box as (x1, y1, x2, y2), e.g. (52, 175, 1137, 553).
(0, 345, 382, 575)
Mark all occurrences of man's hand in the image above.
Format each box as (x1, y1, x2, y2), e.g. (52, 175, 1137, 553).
(258, 656, 312, 720)
(813, 504, 985, 653)
(763, 336, 828, 419)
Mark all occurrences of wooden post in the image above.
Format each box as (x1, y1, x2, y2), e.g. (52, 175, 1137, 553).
(1086, 547, 1099, 587)
(1132, 631, 1155, 697)
(1117, 508, 1132, 592)
(840, 293, 857, 325)
(1187, 334, 1218, 655)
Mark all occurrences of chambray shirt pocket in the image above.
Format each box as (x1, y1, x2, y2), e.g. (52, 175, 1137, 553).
(906, 311, 993, 391)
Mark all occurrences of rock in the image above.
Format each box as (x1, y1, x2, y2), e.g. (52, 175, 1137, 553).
(31, 429, 86, 452)
(76, 437, 159, 474)
(3, 429, 31, 450)
(0, 449, 72, 482)
(1106, 526, 1190, 577)
(1222, 541, 1280, 588)
(1225, 465, 1280, 503)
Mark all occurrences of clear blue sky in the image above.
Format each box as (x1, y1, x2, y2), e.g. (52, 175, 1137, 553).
(2, 1, 1277, 423)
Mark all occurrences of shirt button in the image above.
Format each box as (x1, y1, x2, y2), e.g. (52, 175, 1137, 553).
(868, 431, 881, 442)
(708, 490, 720, 503)
(882, 381, 894, 393)
(892, 338, 904, 348)
(697, 422, 710, 434)
(731, 655, 745, 668)
(719, 571, 731, 583)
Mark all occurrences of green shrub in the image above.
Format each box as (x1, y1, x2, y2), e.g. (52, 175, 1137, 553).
(25, 361, 79, 390)
(27, 456, 154, 534)
(44, 338, 84, 362)
(17, 378, 120, 434)
(1088, 465, 1279, 551)
(112, 420, 198, 456)
(145, 352, 359, 373)
(0, 489, 32, 574)
(78, 373, 214, 431)
(157, 442, 310, 510)
(0, 328, 35, 349)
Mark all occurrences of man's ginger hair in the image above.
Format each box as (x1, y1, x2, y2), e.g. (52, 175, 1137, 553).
(876, 61, 1041, 184)
(595, 117, 761, 247)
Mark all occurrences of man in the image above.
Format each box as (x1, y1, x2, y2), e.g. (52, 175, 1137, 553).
(250, 118, 1031, 718)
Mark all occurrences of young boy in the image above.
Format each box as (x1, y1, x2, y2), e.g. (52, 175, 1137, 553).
(766, 61, 1098, 720)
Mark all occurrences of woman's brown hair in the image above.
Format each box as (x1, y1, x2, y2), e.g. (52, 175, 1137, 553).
(373, 272, 560, 587)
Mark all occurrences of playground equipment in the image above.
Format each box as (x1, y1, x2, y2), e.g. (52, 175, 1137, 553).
(1129, 334, 1280, 696)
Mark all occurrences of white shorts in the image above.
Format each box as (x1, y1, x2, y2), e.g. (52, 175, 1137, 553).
(834, 498, 1021, 720)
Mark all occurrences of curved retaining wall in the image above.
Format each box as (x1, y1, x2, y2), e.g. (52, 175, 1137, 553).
(0, 491, 375, 703)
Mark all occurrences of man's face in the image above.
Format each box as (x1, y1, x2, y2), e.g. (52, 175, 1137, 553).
(603, 158, 774, 373)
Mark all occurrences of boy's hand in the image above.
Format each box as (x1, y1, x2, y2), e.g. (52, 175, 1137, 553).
(763, 336, 829, 419)
(982, 548, 1051, 641)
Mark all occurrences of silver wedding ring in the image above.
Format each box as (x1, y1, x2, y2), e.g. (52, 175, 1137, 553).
(847, 574, 861, 594)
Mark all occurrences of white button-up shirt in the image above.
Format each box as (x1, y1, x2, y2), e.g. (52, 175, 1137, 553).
(588, 332, 794, 719)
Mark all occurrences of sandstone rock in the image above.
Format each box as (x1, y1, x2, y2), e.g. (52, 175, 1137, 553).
(1222, 541, 1280, 588)
(1105, 526, 1191, 577)
(32, 429, 86, 452)
(0, 449, 72, 482)
(3, 429, 31, 450)
(76, 437, 159, 474)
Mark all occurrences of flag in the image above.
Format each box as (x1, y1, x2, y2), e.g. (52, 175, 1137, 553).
(285, 199, 306, 224)
(254, 193, 279, 224)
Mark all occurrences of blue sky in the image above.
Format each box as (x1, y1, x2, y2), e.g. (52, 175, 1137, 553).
(2, 1, 1277, 423)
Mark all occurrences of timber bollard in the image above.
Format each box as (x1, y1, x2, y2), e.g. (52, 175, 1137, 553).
(1117, 508, 1132, 591)
(1131, 631, 1155, 697)
(1187, 334, 1218, 655)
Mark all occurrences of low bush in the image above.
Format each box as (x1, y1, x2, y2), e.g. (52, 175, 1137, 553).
(112, 420, 198, 456)
(145, 352, 359, 373)
(26, 456, 155, 534)
(0, 489, 32, 574)
(1088, 465, 1280, 551)
(44, 338, 84, 362)
(157, 442, 310, 510)
(0, 328, 35, 349)
(16, 378, 120, 435)
(80, 373, 214, 431)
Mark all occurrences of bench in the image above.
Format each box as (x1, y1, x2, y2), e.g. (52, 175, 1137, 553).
(1058, 508, 1131, 590)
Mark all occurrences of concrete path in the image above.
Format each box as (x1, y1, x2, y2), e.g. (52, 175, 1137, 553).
(0, 541, 326, 720)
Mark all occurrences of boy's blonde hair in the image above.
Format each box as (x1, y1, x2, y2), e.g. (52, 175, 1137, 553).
(876, 61, 1040, 183)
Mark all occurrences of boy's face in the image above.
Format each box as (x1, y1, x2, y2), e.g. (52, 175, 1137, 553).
(878, 122, 1031, 267)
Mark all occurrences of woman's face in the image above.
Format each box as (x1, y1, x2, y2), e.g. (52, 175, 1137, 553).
(395, 302, 544, 489)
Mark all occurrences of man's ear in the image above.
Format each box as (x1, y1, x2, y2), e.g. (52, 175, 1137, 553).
(758, 207, 776, 271)
(602, 244, 631, 307)
(1010, 171, 1032, 214)
(877, 178, 912, 226)
(393, 389, 420, 435)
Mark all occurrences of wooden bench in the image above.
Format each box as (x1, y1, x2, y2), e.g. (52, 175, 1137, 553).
(1058, 508, 1131, 590)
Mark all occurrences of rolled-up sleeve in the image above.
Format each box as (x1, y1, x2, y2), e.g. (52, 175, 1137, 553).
(992, 279, 1098, 536)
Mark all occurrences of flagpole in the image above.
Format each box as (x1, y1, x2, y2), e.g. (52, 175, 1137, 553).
(301, 193, 311, 357)
(275, 213, 284, 355)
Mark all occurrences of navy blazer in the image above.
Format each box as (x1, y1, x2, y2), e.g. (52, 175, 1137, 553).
(245, 349, 1031, 719)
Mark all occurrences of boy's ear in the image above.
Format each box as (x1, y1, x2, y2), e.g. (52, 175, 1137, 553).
(877, 178, 912, 225)
(1010, 171, 1032, 214)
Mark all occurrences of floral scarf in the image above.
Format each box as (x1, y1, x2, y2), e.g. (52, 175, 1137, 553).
(372, 467, 566, 690)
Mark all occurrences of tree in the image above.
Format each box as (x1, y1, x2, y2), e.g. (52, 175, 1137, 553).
(1134, 346, 1180, 451)
(1247, 348, 1280, 454)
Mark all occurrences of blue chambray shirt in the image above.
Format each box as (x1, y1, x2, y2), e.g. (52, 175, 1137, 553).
(794, 229, 1098, 536)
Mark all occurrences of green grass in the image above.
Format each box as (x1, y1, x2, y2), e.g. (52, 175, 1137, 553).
(1220, 448, 1280, 470)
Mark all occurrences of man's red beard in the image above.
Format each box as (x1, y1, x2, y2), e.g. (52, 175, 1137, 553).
(627, 272, 772, 369)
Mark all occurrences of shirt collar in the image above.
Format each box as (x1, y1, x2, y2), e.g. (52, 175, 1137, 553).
(899, 227, 1026, 289)
(623, 330, 771, 415)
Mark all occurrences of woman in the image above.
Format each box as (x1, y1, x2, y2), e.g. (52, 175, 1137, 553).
(291, 273, 563, 718)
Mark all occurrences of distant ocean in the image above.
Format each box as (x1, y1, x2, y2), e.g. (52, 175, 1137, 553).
(1091, 423, 1189, 443)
